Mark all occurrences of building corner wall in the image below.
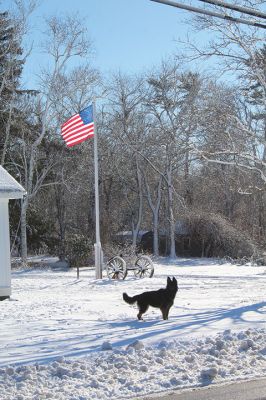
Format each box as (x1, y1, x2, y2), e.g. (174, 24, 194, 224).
(0, 199, 11, 298)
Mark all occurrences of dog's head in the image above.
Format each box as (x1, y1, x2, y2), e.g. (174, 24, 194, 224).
(167, 276, 178, 292)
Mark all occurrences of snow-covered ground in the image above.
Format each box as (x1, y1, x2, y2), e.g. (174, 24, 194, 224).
(1, 257, 266, 399)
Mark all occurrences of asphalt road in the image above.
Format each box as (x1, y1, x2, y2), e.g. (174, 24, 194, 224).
(137, 378, 266, 400)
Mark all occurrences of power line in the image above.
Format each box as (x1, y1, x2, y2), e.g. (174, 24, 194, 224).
(198, 0, 266, 20)
(150, 0, 266, 29)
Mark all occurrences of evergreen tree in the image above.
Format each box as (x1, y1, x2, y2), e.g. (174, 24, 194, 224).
(0, 10, 24, 165)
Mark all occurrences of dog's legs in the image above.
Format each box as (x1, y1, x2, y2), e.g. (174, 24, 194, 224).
(137, 303, 149, 320)
(161, 307, 167, 320)
(161, 304, 172, 320)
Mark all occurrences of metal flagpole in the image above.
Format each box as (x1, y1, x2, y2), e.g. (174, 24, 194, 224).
(93, 100, 102, 279)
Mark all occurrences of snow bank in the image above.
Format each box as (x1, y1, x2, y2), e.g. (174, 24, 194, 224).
(1, 329, 265, 400)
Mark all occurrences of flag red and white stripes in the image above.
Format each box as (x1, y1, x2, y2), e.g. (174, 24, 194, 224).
(61, 105, 94, 147)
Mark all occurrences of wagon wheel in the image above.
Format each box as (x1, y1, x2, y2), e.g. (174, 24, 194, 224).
(106, 256, 127, 280)
(134, 255, 154, 278)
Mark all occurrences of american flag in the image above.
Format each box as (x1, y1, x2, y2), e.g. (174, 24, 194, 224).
(61, 105, 94, 147)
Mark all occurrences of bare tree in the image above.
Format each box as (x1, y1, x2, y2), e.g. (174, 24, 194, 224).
(143, 166, 163, 256)
(145, 62, 201, 257)
(104, 72, 146, 251)
(178, 2, 266, 245)
(18, 14, 97, 263)
(182, 2, 266, 178)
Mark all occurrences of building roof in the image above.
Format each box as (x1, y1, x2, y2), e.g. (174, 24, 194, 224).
(0, 166, 26, 199)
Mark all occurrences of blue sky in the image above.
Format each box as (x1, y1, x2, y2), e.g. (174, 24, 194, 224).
(3, 0, 209, 88)
(3, 0, 266, 89)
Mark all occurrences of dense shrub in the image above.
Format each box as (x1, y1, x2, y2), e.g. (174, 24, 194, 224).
(184, 212, 258, 259)
(64, 234, 93, 268)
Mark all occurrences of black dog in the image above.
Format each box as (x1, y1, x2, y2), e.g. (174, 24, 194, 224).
(123, 277, 178, 320)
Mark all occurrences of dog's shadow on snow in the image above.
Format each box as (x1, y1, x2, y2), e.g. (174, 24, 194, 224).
(109, 301, 266, 348)
(109, 317, 162, 330)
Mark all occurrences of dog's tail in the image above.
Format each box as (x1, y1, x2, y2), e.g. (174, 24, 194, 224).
(123, 292, 138, 304)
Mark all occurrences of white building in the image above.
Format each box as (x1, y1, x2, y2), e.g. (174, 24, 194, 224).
(0, 166, 26, 300)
